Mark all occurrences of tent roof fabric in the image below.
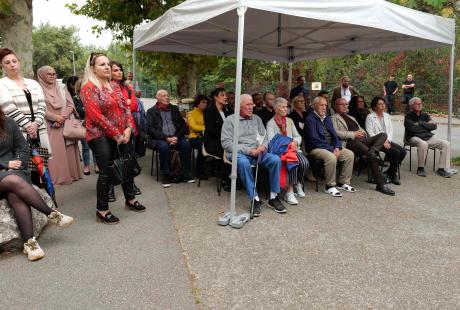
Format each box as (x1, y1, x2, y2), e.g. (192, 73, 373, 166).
(133, 0, 455, 62)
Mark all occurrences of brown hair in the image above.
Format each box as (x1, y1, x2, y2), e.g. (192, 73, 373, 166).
(0, 109, 6, 139)
(0, 48, 17, 63)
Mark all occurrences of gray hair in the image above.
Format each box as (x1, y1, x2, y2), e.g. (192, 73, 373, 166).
(312, 96, 323, 107)
(408, 96, 422, 110)
(156, 89, 168, 98)
(273, 97, 287, 110)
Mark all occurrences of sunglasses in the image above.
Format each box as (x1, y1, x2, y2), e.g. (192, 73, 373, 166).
(90, 52, 106, 64)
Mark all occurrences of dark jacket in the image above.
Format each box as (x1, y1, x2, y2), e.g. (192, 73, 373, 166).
(288, 110, 308, 137)
(0, 117, 30, 183)
(145, 104, 186, 141)
(203, 103, 232, 157)
(331, 86, 358, 106)
(404, 111, 436, 141)
(304, 112, 341, 152)
(255, 107, 275, 127)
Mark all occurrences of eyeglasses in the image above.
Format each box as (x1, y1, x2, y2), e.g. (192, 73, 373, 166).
(90, 52, 106, 64)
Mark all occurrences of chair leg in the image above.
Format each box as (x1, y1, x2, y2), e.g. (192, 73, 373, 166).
(433, 148, 436, 171)
(150, 149, 154, 176)
(156, 151, 159, 182)
(409, 146, 412, 171)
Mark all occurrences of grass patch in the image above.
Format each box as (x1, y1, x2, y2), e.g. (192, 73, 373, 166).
(452, 156, 460, 166)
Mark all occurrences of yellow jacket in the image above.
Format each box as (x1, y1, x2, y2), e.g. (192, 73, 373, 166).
(187, 107, 205, 139)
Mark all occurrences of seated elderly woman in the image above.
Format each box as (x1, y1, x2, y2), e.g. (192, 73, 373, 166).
(266, 97, 309, 205)
(0, 109, 73, 261)
(365, 96, 406, 185)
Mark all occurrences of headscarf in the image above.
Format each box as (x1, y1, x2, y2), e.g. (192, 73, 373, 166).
(37, 66, 65, 110)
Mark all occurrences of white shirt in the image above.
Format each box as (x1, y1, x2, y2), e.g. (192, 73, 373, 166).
(341, 87, 352, 103)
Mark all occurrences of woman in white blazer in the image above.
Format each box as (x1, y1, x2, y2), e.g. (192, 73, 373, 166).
(0, 48, 50, 152)
(365, 96, 406, 185)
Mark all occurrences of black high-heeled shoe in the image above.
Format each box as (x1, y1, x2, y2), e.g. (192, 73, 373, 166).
(96, 211, 120, 224)
(125, 200, 146, 212)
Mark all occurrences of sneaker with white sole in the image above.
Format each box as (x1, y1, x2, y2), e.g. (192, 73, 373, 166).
(295, 184, 306, 198)
(23, 237, 45, 261)
(48, 210, 74, 228)
(284, 191, 298, 205)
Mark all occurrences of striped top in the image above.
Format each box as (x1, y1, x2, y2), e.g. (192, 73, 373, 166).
(0, 77, 51, 151)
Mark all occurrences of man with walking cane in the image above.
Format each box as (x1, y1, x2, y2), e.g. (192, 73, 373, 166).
(221, 94, 287, 217)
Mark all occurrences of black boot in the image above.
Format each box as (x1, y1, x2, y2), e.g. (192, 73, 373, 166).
(108, 184, 116, 202)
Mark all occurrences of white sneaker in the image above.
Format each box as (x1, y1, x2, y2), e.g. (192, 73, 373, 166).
(23, 237, 45, 261)
(48, 210, 74, 228)
(295, 184, 306, 198)
(284, 191, 298, 205)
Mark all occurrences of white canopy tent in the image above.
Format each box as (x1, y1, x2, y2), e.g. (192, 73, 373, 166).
(134, 0, 456, 226)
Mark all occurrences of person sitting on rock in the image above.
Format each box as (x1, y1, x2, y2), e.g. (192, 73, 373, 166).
(304, 96, 355, 197)
(404, 97, 453, 178)
(0, 109, 73, 261)
(221, 94, 287, 216)
(331, 98, 395, 196)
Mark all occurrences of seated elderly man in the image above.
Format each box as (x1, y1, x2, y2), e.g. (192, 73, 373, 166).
(146, 90, 195, 187)
(332, 98, 395, 195)
(305, 96, 355, 197)
(221, 94, 287, 216)
(404, 97, 453, 178)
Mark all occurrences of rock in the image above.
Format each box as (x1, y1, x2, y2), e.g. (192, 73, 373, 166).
(0, 186, 55, 252)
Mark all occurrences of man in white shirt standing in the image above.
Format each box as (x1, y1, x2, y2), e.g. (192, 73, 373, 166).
(331, 76, 358, 108)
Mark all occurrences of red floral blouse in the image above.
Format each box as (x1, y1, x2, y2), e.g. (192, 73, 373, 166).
(80, 81, 132, 141)
(111, 81, 138, 136)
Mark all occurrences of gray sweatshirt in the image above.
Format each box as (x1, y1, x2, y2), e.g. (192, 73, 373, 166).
(221, 114, 268, 156)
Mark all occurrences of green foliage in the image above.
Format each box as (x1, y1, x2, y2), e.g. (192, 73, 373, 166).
(32, 23, 87, 78)
(66, 0, 183, 41)
(0, 0, 14, 18)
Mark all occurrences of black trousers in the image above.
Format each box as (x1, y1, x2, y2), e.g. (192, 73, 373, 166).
(88, 136, 135, 211)
(382, 142, 407, 178)
(347, 133, 387, 186)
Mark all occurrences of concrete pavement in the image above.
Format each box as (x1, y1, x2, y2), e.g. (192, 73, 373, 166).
(0, 163, 197, 309)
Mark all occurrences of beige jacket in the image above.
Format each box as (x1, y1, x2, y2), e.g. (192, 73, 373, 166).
(331, 113, 365, 148)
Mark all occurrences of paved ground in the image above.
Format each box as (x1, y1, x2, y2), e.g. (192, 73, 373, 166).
(0, 167, 197, 309)
(1, 115, 460, 309)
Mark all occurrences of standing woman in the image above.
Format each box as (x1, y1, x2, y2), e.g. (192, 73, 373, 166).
(366, 96, 406, 185)
(80, 53, 145, 224)
(0, 109, 74, 261)
(38, 66, 83, 185)
(67, 77, 93, 175)
(0, 48, 51, 185)
(110, 61, 141, 196)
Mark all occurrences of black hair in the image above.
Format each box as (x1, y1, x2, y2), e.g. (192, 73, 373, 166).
(109, 61, 126, 84)
(194, 94, 209, 107)
(210, 87, 226, 102)
(66, 76, 79, 97)
(318, 90, 328, 96)
(370, 96, 385, 111)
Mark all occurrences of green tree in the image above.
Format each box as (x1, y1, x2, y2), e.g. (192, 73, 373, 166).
(0, 0, 34, 77)
(32, 23, 87, 78)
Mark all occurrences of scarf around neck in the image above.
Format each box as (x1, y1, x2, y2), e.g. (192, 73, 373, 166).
(274, 115, 287, 136)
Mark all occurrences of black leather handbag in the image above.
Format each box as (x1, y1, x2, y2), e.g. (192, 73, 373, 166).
(108, 145, 141, 185)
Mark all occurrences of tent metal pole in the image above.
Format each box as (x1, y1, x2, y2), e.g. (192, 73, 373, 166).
(448, 45, 455, 142)
(279, 63, 283, 83)
(229, 6, 247, 222)
(132, 46, 137, 84)
(288, 62, 293, 95)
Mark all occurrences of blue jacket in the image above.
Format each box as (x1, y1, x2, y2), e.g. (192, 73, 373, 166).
(305, 112, 341, 152)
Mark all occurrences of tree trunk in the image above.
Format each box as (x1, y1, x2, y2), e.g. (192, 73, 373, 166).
(0, 0, 34, 78)
(176, 61, 197, 99)
(186, 61, 197, 98)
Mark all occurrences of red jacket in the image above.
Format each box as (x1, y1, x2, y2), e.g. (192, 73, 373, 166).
(80, 81, 132, 142)
(279, 144, 299, 189)
(113, 81, 138, 135)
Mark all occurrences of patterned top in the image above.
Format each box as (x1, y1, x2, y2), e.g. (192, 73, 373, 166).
(80, 81, 132, 141)
(112, 81, 137, 136)
(0, 77, 51, 152)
